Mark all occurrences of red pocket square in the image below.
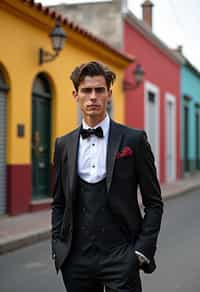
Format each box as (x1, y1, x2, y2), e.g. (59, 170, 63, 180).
(116, 146, 133, 159)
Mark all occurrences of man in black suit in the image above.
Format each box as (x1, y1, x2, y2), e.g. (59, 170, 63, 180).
(51, 61, 163, 292)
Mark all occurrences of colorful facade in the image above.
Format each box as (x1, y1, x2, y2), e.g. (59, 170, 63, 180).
(180, 59, 200, 174)
(0, 0, 132, 215)
(124, 12, 183, 184)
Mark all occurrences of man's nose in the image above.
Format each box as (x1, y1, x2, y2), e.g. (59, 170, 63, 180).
(90, 89, 97, 100)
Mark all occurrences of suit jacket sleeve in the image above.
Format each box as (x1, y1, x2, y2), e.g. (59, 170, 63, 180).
(51, 138, 65, 255)
(134, 131, 163, 260)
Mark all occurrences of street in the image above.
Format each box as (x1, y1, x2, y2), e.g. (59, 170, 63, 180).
(0, 188, 200, 292)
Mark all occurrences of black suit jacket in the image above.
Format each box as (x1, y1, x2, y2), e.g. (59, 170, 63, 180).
(51, 119, 163, 274)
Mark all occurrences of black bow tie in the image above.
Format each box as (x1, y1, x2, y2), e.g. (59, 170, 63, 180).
(80, 126, 104, 139)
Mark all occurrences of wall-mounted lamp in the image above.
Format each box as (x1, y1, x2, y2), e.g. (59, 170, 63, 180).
(123, 64, 144, 91)
(39, 19, 67, 65)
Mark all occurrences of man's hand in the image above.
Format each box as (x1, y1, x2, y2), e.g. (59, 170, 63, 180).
(135, 250, 150, 266)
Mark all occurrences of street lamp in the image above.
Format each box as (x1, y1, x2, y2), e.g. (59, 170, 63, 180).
(123, 64, 144, 91)
(39, 19, 67, 65)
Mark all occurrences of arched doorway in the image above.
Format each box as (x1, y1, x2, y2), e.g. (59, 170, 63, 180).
(32, 74, 52, 199)
(0, 69, 9, 214)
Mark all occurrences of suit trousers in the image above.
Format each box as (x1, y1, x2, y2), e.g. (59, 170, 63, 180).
(60, 241, 142, 292)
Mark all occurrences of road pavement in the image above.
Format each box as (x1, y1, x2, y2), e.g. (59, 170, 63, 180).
(0, 188, 200, 292)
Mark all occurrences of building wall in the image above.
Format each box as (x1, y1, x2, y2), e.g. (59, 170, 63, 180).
(124, 20, 181, 183)
(50, 0, 124, 49)
(181, 65, 200, 174)
(0, 0, 129, 215)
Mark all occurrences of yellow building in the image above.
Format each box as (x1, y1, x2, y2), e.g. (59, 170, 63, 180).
(0, 0, 133, 215)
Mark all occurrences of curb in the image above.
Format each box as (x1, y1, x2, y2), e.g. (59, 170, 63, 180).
(162, 183, 200, 202)
(0, 184, 200, 255)
(0, 228, 50, 255)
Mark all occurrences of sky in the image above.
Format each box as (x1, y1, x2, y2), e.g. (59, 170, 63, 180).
(34, 0, 200, 70)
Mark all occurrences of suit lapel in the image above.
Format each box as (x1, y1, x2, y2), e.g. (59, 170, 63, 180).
(106, 120, 123, 192)
(65, 127, 80, 197)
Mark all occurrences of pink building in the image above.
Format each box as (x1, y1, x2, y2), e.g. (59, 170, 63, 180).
(124, 1, 183, 183)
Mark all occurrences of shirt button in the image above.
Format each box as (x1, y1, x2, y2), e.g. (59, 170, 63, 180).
(92, 143, 95, 146)
(92, 165, 95, 168)
(101, 228, 105, 233)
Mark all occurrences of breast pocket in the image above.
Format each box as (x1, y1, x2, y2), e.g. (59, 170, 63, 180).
(114, 157, 134, 179)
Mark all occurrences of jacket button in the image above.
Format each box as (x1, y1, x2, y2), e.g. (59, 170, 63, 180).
(91, 235, 96, 241)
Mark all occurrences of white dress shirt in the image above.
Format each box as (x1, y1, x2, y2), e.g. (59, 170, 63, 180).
(78, 113, 110, 183)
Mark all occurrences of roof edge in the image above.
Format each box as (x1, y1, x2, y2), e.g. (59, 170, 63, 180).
(185, 58, 200, 76)
(18, 0, 134, 65)
(124, 10, 184, 65)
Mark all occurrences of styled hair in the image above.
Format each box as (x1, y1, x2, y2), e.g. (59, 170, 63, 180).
(70, 61, 116, 91)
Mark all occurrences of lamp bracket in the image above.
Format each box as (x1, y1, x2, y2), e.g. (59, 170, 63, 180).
(39, 48, 59, 65)
(123, 80, 140, 91)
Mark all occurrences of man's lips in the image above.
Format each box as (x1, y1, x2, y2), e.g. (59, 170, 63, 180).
(87, 105, 100, 109)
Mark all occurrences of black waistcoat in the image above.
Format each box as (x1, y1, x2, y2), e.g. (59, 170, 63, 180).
(72, 177, 128, 251)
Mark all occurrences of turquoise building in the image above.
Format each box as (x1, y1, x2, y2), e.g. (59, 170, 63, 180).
(181, 58, 200, 175)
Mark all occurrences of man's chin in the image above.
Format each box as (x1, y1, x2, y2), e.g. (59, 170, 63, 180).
(85, 111, 106, 122)
(87, 110, 101, 116)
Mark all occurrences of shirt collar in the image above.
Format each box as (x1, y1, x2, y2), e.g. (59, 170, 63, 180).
(82, 113, 110, 138)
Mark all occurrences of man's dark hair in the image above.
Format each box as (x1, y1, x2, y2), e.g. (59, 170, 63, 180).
(70, 61, 116, 91)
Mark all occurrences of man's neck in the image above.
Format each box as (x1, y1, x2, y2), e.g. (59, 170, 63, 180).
(83, 114, 106, 128)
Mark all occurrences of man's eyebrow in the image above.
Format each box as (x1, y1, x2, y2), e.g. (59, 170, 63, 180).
(81, 86, 106, 88)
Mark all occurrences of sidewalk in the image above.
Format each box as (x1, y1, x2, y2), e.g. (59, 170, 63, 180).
(0, 172, 200, 255)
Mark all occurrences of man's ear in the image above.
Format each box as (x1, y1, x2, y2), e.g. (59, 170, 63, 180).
(108, 89, 112, 100)
(73, 90, 78, 102)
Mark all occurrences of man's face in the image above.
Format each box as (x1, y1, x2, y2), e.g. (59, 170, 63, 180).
(73, 75, 112, 122)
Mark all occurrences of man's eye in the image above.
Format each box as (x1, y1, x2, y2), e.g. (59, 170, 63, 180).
(95, 87, 106, 94)
(80, 87, 106, 94)
(81, 88, 92, 94)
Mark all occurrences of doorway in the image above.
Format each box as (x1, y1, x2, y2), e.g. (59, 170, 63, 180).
(0, 69, 9, 214)
(165, 93, 176, 182)
(144, 81, 160, 177)
(183, 105, 189, 173)
(195, 109, 200, 170)
(32, 74, 51, 199)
